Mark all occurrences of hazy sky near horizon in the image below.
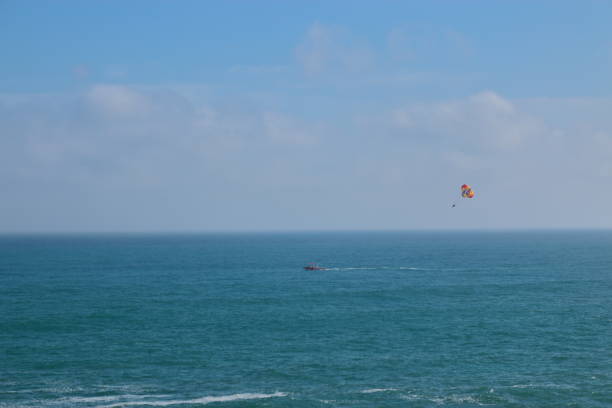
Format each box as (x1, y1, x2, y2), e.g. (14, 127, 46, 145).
(2, 1, 612, 232)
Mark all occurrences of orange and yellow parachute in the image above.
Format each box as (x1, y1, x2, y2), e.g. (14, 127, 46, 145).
(461, 184, 475, 198)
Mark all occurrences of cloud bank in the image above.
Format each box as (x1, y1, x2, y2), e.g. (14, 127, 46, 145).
(1, 82, 612, 232)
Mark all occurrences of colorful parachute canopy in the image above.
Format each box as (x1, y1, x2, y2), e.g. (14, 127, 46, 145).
(461, 184, 475, 198)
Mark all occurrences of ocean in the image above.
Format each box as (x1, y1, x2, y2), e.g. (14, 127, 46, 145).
(1, 231, 611, 407)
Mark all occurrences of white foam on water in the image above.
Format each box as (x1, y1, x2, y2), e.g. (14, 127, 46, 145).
(431, 395, 491, 406)
(360, 388, 398, 394)
(399, 393, 423, 401)
(401, 393, 491, 406)
(96, 392, 288, 408)
(64, 395, 166, 403)
(510, 383, 576, 390)
(64, 396, 124, 403)
(2, 389, 39, 394)
(446, 395, 488, 405)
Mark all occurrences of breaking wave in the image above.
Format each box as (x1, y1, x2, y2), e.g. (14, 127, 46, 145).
(95, 392, 288, 407)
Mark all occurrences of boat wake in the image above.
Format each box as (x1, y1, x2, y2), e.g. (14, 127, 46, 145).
(324, 266, 424, 271)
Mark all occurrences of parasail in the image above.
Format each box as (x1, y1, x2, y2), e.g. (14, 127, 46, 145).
(461, 184, 475, 198)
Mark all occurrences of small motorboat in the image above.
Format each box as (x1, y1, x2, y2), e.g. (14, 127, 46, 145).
(304, 263, 325, 271)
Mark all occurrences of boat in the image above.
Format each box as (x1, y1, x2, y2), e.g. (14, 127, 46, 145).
(304, 263, 325, 271)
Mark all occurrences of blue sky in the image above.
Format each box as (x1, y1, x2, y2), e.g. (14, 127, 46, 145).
(2, 1, 612, 231)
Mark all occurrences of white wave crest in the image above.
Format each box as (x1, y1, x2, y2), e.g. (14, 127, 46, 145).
(96, 392, 288, 407)
(510, 383, 576, 390)
(360, 388, 398, 394)
(65, 395, 165, 403)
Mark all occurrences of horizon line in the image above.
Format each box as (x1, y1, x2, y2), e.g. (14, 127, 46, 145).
(1, 227, 611, 236)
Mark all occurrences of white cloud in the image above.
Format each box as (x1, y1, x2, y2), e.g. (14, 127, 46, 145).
(295, 22, 334, 75)
(390, 91, 547, 151)
(295, 22, 374, 76)
(291, 23, 476, 91)
(2, 86, 612, 231)
(348, 91, 612, 227)
(86, 84, 152, 117)
(0, 85, 331, 231)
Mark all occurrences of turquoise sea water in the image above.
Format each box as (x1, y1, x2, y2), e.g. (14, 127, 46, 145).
(1, 231, 611, 407)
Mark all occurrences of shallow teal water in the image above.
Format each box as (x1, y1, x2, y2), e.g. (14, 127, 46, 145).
(1, 232, 611, 407)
